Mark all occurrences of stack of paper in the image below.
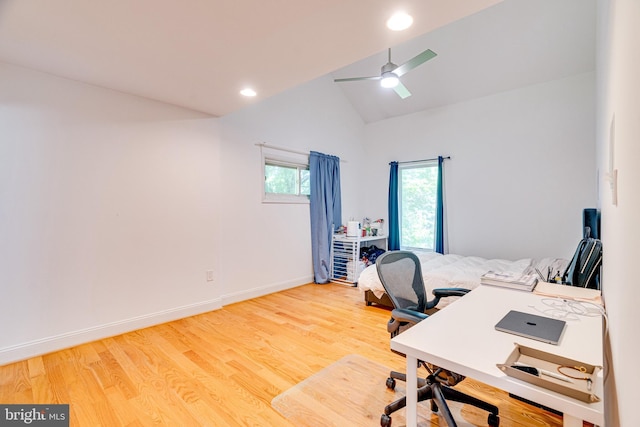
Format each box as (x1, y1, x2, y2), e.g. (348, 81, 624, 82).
(481, 271, 538, 292)
(533, 281, 603, 305)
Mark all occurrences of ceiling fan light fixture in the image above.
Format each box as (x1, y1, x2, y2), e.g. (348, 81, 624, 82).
(386, 12, 413, 31)
(380, 72, 399, 88)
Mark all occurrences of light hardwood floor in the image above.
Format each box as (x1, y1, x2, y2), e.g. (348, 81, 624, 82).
(0, 283, 574, 426)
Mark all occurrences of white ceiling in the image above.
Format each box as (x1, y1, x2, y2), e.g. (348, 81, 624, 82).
(332, 0, 596, 123)
(0, 0, 595, 123)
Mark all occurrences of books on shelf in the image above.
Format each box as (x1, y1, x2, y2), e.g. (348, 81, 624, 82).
(480, 271, 538, 292)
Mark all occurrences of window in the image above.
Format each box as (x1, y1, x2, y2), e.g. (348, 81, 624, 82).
(262, 147, 310, 203)
(399, 161, 438, 250)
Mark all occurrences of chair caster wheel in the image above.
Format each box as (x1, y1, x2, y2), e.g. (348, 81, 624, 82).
(385, 377, 396, 390)
(488, 413, 500, 426)
(380, 413, 392, 427)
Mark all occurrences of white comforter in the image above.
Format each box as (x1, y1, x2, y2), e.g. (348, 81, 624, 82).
(358, 252, 567, 308)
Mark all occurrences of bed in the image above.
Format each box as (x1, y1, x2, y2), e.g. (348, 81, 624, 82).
(358, 251, 568, 309)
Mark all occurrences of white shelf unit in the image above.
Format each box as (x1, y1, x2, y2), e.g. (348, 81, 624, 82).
(330, 234, 388, 285)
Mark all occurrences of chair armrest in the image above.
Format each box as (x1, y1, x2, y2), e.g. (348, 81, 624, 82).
(425, 288, 470, 310)
(432, 288, 470, 298)
(391, 308, 429, 324)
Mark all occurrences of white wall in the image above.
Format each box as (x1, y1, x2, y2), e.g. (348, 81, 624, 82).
(597, 1, 640, 425)
(0, 50, 605, 380)
(0, 63, 366, 365)
(217, 75, 366, 301)
(0, 59, 603, 375)
(363, 73, 596, 260)
(0, 63, 221, 364)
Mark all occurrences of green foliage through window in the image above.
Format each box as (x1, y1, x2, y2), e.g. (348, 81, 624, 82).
(399, 162, 437, 250)
(264, 160, 310, 199)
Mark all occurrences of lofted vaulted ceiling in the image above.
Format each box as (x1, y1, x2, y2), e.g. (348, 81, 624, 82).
(332, 0, 596, 123)
(0, 0, 595, 123)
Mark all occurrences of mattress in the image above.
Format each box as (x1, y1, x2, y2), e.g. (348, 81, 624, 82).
(357, 252, 568, 309)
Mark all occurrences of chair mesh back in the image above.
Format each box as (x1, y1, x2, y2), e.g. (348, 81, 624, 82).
(376, 251, 427, 312)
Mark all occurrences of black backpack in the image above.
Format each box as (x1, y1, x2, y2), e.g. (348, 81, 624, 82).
(562, 227, 603, 289)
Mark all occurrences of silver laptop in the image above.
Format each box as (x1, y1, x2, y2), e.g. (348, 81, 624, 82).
(495, 310, 567, 345)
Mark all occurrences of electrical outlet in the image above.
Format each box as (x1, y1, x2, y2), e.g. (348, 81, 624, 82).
(206, 270, 214, 282)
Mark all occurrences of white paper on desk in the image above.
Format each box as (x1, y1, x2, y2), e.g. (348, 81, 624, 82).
(533, 282, 602, 304)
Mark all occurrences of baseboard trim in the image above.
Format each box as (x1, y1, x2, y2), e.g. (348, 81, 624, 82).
(0, 277, 314, 366)
(221, 275, 313, 306)
(0, 297, 223, 366)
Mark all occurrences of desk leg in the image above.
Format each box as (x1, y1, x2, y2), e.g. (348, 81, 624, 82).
(405, 354, 418, 427)
(563, 414, 582, 427)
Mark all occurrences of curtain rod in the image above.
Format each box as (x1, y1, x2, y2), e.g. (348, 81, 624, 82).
(392, 156, 451, 165)
(255, 142, 347, 163)
(255, 142, 309, 156)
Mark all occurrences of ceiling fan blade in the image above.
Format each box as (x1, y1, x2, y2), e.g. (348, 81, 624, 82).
(393, 49, 437, 77)
(393, 81, 412, 99)
(334, 76, 381, 82)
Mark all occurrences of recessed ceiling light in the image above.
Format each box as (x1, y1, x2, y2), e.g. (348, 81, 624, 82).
(240, 88, 257, 97)
(386, 12, 413, 31)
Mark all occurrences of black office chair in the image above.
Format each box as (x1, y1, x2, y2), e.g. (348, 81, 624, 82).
(376, 251, 500, 427)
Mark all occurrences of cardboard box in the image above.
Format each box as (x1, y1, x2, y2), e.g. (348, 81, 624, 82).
(497, 343, 601, 403)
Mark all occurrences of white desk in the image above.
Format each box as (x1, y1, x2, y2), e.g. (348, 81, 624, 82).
(391, 285, 604, 427)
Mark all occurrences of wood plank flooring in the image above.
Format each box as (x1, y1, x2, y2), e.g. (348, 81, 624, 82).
(0, 283, 573, 426)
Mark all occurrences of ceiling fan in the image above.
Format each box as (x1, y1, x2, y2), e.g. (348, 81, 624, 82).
(334, 48, 437, 99)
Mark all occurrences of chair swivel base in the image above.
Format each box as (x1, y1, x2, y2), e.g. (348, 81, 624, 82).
(381, 373, 500, 427)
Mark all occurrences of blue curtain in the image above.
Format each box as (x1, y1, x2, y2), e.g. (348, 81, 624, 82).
(388, 162, 400, 251)
(310, 151, 342, 284)
(435, 156, 445, 254)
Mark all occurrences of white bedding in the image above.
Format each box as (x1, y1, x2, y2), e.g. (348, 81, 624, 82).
(358, 252, 568, 308)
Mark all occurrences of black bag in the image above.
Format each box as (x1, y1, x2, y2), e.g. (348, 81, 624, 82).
(562, 228, 603, 289)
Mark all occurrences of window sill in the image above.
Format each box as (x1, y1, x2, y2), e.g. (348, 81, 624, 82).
(262, 195, 310, 204)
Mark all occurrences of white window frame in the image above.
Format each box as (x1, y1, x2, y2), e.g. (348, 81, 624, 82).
(398, 160, 438, 252)
(261, 146, 310, 204)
